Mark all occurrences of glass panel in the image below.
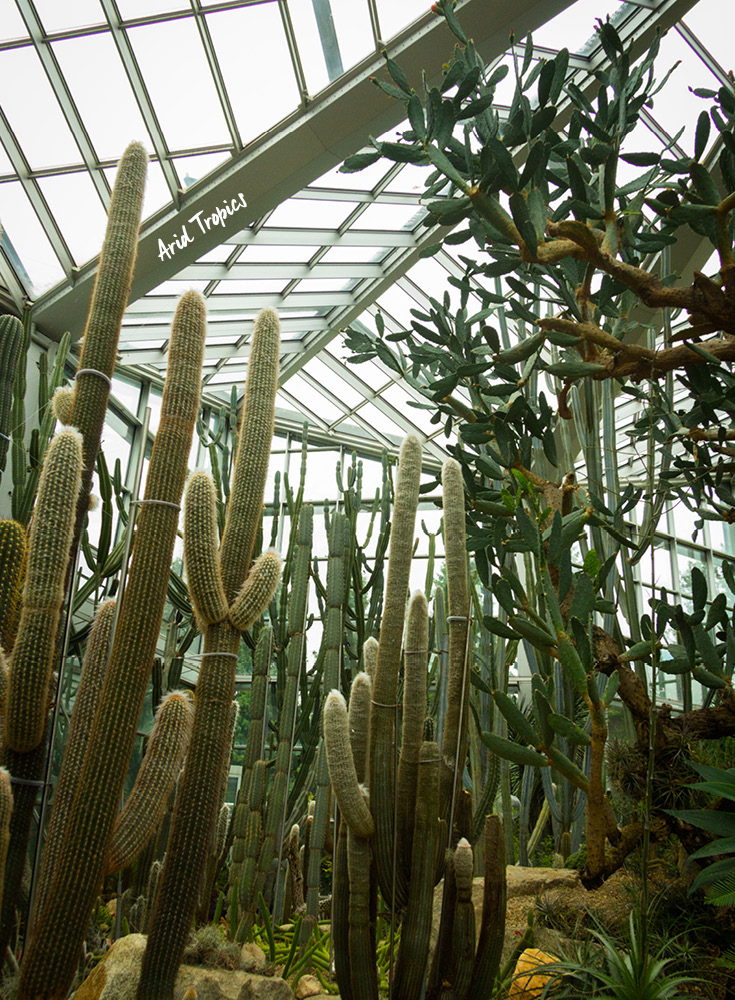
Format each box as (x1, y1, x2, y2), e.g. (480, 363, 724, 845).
(267, 198, 359, 229)
(206, 5, 300, 147)
(0, 47, 81, 168)
(38, 172, 108, 265)
(128, 18, 231, 150)
(310, 158, 393, 192)
(375, 0, 427, 41)
(0, 180, 65, 294)
(533, 0, 622, 52)
(0, 0, 29, 38)
(646, 27, 719, 148)
(52, 33, 149, 162)
(677, 545, 707, 598)
(682, 0, 735, 78)
(117, 0, 188, 17)
(33, 0, 105, 32)
(356, 202, 424, 231)
(174, 151, 231, 188)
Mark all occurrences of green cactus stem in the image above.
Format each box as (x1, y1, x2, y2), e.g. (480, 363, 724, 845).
(449, 838, 475, 999)
(370, 434, 422, 907)
(468, 814, 507, 998)
(363, 636, 378, 679)
(397, 591, 429, 872)
(439, 459, 471, 836)
(0, 315, 23, 480)
(19, 290, 206, 1000)
(349, 672, 372, 785)
(228, 551, 281, 631)
(139, 310, 281, 996)
(235, 504, 312, 943)
(332, 817, 353, 1000)
(347, 823, 378, 1000)
(0, 519, 27, 654)
(6, 429, 83, 754)
(324, 690, 374, 838)
(0, 769, 12, 920)
(392, 740, 440, 1000)
(219, 308, 280, 601)
(59, 142, 148, 542)
(106, 691, 193, 874)
(183, 471, 228, 629)
(33, 600, 116, 915)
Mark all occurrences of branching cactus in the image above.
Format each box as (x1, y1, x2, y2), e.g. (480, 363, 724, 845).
(138, 309, 281, 999)
(0, 315, 23, 480)
(19, 290, 206, 999)
(0, 519, 27, 654)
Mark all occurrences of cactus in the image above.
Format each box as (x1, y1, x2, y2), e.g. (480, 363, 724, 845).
(0, 314, 23, 480)
(54, 142, 148, 542)
(0, 519, 27, 654)
(324, 691, 374, 838)
(396, 591, 429, 872)
(6, 429, 83, 754)
(228, 551, 282, 631)
(138, 309, 281, 998)
(33, 600, 116, 914)
(19, 290, 206, 999)
(235, 503, 311, 943)
(0, 769, 12, 920)
(449, 838, 476, 999)
(439, 459, 471, 840)
(105, 691, 193, 874)
(370, 434, 422, 908)
(468, 815, 507, 997)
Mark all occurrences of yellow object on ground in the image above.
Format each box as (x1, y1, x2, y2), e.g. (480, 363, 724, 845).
(509, 947, 562, 998)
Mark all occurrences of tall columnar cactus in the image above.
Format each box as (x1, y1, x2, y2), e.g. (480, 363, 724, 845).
(236, 504, 311, 942)
(439, 459, 471, 838)
(138, 309, 281, 999)
(0, 769, 12, 920)
(396, 591, 429, 872)
(0, 314, 23, 480)
(0, 519, 27, 654)
(19, 291, 206, 1000)
(370, 434, 422, 907)
(33, 599, 116, 915)
(51, 141, 147, 542)
(105, 691, 193, 874)
(6, 429, 83, 754)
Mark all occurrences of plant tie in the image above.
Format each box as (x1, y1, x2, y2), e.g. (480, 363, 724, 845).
(132, 499, 182, 511)
(446, 615, 469, 622)
(371, 700, 401, 708)
(197, 651, 239, 660)
(0, 432, 10, 441)
(75, 368, 112, 388)
(9, 776, 47, 788)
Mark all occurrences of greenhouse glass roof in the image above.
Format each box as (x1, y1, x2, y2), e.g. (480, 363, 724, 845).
(1, 0, 734, 454)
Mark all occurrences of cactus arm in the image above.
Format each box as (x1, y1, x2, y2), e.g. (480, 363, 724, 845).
(439, 459, 471, 831)
(0, 519, 27, 655)
(363, 635, 378, 680)
(396, 591, 429, 873)
(105, 691, 193, 875)
(6, 429, 83, 754)
(19, 291, 206, 1000)
(183, 472, 228, 628)
(219, 309, 280, 602)
(324, 690, 374, 838)
(370, 434, 422, 906)
(0, 315, 23, 479)
(467, 814, 507, 998)
(393, 740, 440, 1000)
(349, 672, 372, 785)
(33, 600, 115, 913)
(332, 819, 353, 1000)
(228, 551, 281, 631)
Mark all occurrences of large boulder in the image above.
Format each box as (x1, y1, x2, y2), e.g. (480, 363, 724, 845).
(72, 934, 295, 1000)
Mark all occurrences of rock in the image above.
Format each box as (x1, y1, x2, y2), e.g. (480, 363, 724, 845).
(240, 943, 267, 973)
(293, 975, 321, 999)
(508, 948, 561, 998)
(71, 934, 295, 1000)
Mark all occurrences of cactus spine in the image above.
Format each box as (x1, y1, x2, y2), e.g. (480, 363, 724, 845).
(0, 314, 23, 480)
(106, 691, 193, 874)
(19, 291, 206, 999)
(0, 519, 27, 654)
(34, 599, 116, 914)
(138, 309, 281, 998)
